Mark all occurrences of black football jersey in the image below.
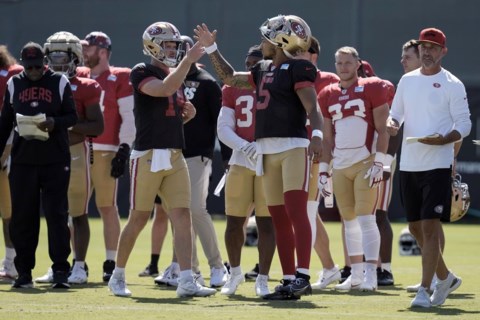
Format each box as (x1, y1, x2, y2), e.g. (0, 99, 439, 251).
(130, 63, 186, 151)
(249, 59, 316, 139)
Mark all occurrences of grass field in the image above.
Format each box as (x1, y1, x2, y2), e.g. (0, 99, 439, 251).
(0, 217, 478, 320)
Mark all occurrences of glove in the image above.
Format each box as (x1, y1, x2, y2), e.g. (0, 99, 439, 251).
(111, 143, 130, 178)
(317, 162, 331, 197)
(364, 152, 385, 188)
(240, 142, 257, 160)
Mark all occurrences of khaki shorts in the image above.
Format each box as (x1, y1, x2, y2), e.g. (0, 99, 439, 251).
(0, 145, 11, 219)
(225, 165, 269, 217)
(333, 155, 378, 220)
(262, 148, 309, 206)
(91, 150, 117, 208)
(130, 150, 190, 212)
(68, 142, 91, 217)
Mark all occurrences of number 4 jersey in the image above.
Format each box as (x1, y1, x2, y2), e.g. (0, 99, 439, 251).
(318, 77, 390, 169)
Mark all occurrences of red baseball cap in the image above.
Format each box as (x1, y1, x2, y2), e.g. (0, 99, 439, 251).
(418, 28, 446, 47)
(82, 31, 112, 50)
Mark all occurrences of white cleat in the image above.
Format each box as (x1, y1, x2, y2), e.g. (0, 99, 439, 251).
(220, 273, 245, 295)
(334, 275, 362, 291)
(255, 275, 270, 297)
(0, 259, 18, 279)
(34, 268, 53, 283)
(108, 276, 132, 297)
(407, 274, 437, 293)
(68, 266, 88, 284)
(194, 272, 205, 286)
(410, 286, 432, 308)
(210, 265, 228, 287)
(177, 280, 217, 297)
(312, 265, 341, 289)
(154, 264, 180, 287)
(360, 268, 377, 292)
(430, 272, 462, 306)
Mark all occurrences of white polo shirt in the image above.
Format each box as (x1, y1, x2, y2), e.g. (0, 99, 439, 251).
(390, 68, 471, 172)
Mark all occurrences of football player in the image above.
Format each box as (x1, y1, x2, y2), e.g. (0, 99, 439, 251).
(0, 45, 23, 280)
(195, 14, 323, 300)
(78, 31, 135, 282)
(217, 44, 275, 297)
(108, 21, 216, 298)
(34, 32, 104, 285)
(317, 46, 390, 292)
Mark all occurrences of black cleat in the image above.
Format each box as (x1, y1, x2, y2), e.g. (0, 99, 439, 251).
(339, 266, 351, 284)
(138, 264, 159, 277)
(278, 275, 312, 298)
(263, 290, 300, 300)
(52, 271, 70, 289)
(12, 274, 33, 289)
(103, 260, 115, 282)
(377, 268, 394, 286)
(245, 263, 259, 280)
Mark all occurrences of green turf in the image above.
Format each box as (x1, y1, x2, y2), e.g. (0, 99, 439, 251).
(0, 218, 478, 320)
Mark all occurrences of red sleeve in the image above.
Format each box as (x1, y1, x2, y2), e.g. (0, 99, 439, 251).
(317, 86, 332, 119)
(84, 80, 102, 107)
(115, 68, 133, 99)
(366, 78, 390, 109)
(221, 85, 235, 109)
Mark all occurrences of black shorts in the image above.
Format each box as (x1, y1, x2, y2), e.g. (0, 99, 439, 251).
(399, 168, 452, 222)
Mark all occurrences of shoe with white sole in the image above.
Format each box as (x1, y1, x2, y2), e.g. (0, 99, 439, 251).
(221, 273, 244, 295)
(430, 272, 462, 306)
(255, 275, 270, 297)
(312, 265, 341, 289)
(177, 280, 217, 297)
(411, 286, 432, 308)
(35, 268, 53, 283)
(210, 265, 228, 287)
(0, 259, 18, 279)
(334, 275, 362, 291)
(68, 266, 88, 284)
(407, 274, 437, 293)
(108, 276, 131, 297)
(154, 263, 180, 286)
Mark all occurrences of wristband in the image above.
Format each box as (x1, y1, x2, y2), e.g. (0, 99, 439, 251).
(312, 129, 323, 140)
(319, 162, 329, 173)
(204, 43, 218, 54)
(374, 152, 386, 164)
(384, 154, 394, 167)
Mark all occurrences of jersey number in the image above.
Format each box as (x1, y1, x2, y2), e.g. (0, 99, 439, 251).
(256, 75, 271, 110)
(236, 95, 254, 128)
(328, 98, 366, 121)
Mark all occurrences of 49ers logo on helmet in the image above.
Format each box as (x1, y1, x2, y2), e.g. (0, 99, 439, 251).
(291, 22, 307, 39)
(148, 25, 165, 36)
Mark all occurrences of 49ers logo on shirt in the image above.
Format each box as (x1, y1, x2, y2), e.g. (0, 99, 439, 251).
(328, 98, 366, 123)
(18, 87, 52, 103)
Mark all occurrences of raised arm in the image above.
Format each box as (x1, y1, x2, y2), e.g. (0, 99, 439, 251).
(194, 23, 252, 89)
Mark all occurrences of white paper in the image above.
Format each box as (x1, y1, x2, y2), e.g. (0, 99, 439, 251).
(15, 113, 49, 141)
(324, 176, 334, 208)
(405, 133, 440, 144)
(473, 140, 480, 145)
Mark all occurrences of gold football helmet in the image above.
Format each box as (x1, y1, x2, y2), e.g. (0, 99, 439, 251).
(259, 15, 311, 57)
(451, 174, 470, 222)
(142, 22, 182, 67)
(44, 31, 83, 78)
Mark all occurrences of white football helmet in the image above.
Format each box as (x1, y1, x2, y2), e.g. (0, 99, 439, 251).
(451, 174, 470, 222)
(259, 14, 311, 57)
(44, 31, 83, 78)
(399, 227, 421, 256)
(143, 22, 182, 67)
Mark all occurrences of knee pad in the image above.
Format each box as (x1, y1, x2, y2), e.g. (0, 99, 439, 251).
(358, 215, 380, 261)
(344, 218, 363, 256)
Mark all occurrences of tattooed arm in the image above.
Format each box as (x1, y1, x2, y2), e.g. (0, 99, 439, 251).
(194, 23, 252, 89)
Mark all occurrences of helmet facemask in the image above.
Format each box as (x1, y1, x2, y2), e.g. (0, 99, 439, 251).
(46, 51, 77, 78)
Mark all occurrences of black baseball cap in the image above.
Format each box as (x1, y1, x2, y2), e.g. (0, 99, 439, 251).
(20, 42, 45, 67)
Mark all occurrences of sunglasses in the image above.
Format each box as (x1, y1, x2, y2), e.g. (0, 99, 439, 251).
(25, 65, 43, 71)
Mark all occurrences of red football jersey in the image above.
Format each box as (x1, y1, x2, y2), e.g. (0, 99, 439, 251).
(221, 85, 256, 143)
(0, 64, 23, 110)
(76, 66, 132, 146)
(318, 77, 390, 168)
(70, 76, 102, 119)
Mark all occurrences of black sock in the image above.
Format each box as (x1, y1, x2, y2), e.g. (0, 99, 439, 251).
(150, 254, 160, 267)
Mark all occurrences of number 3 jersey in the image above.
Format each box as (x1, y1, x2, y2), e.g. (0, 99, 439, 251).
(318, 77, 390, 169)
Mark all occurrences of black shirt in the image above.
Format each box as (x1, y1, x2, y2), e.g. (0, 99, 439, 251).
(250, 59, 316, 139)
(130, 63, 185, 150)
(0, 69, 77, 165)
(182, 67, 229, 160)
